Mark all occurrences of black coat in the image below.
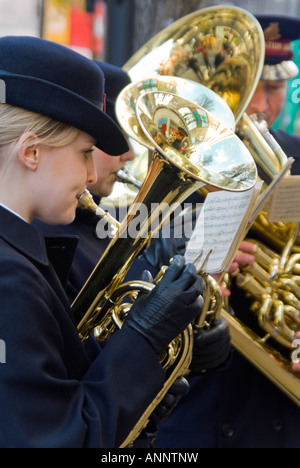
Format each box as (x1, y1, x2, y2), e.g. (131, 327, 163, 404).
(0, 206, 165, 448)
(34, 203, 158, 304)
(271, 129, 300, 176)
(156, 129, 300, 448)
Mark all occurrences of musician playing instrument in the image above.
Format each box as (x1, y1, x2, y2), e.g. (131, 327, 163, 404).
(156, 14, 300, 449)
(0, 36, 207, 448)
(34, 60, 233, 447)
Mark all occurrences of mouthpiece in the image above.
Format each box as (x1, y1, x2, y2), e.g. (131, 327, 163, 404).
(117, 167, 142, 189)
(78, 189, 99, 214)
(78, 189, 120, 234)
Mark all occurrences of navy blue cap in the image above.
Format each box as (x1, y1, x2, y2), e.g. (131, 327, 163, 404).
(94, 61, 131, 123)
(0, 36, 129, 155)
(256, 14, 300, 80)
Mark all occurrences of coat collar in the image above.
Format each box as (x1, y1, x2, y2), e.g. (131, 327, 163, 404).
(0, 205, 49, 266)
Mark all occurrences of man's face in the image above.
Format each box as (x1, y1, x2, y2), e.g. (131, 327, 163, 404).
(88, 139, 135, 198)
(246, 79, 287, 127)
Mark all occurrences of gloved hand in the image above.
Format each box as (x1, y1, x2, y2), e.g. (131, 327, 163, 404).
(133, 376, 190, 448)
(123, 255, 204, 356)
(189, 318, 231, 374)
(147, 376, 190, 428)
(141, 207, 200, 270)
(142, 235, 187, 271)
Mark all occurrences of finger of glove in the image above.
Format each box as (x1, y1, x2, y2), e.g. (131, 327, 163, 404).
(159, 238, 187, 269)
(161, 255, 187, 283)
(150, 394, 182, 422)
(194, 319, 230, 348)
(177, 246, 186, 258)
(192, 338, 231, 372)
(151, 404, 168, 418)
(191, 344, 231, 371)
(159, 378, 189, 406)
(168, 376, 189, 396)
(193, 333, 231, 360)
(160, 236, 186, 253)
(158, 239, 182, 269)
(168, 261, 198, 294)
(172, 237, 187, 250)
(159, 296, 204, 336)
(160, 392, 183, 408)
(152, 258, 197, 301)
(148, 410, 167, 426)
(179, 277, 204, 305)
(141, 270, 154, 283)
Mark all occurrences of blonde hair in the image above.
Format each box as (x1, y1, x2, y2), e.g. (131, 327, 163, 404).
(0, 104, 79, 169)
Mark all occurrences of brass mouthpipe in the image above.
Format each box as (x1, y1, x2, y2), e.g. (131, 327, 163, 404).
(78, 190, 120, 233)
(250, 113, 288, 169)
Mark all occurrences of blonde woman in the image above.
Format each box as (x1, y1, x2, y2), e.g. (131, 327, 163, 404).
(0, 36, 204, 448)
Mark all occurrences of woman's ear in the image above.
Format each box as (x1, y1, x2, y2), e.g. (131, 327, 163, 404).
(17, 134, 40, 171)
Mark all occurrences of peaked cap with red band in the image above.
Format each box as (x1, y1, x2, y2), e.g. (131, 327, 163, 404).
(256, 14, 300, 80)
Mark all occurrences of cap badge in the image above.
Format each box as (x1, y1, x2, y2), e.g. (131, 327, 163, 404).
(264, 22, 281, 41)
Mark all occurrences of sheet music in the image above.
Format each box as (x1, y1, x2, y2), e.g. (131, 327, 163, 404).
(268, 175, 300, 223)
(248, 157, 294, 225)
(185, 185, 259, 274)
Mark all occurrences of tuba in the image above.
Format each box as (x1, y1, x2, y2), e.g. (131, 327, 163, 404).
(122, 5, 300, 405)
(73, 91, 257, 446)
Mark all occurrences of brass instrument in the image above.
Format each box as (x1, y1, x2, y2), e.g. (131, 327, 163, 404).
(117, 166, 142, 189)
(123, 5, 264, 122)
(230, 114, 300, 406)
(102, 74, 235, 208)
(121, 5, 300, 404)
(73, 90, 257, 446)
(100, 137, 147, 208)
(236, 113, 299, 252)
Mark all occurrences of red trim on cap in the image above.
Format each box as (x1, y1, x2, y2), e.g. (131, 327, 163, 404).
(265, 39, 294, 59)
(103, 93, 106, 113)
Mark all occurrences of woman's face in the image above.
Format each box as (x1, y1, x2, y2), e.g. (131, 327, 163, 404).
(34, 131, 97, 225)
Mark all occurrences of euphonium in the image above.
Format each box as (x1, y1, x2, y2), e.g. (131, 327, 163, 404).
(122, 5, 300, 404)
(101, 74, 235, 208)
(72, 90, 257, 446)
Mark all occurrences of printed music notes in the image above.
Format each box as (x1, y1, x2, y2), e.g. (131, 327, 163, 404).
(268, 175, 300, 223)
(185, 182, 262, 273)
(185, 157, 294, 274)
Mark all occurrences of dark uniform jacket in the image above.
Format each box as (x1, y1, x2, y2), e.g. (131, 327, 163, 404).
(156, 130, 300, 448)
(34, 200, 158, 304)
(0, 206, 165, 448)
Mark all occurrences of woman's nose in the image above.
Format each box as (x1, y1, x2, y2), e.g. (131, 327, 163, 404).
(87, 158, 97, 185)
(120, 146, 136, 162)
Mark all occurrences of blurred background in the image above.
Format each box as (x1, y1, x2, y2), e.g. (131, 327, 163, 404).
(0, 0, 299, 133)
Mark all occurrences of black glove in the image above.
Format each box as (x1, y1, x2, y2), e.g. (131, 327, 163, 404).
(142, 235, 187, 271)
(133, 376, 190, 448)
(189, 318, 231, 374)
(141, 207, 200, 270)
(147, 376, 190, 428)
(123, 255, 204, 355)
